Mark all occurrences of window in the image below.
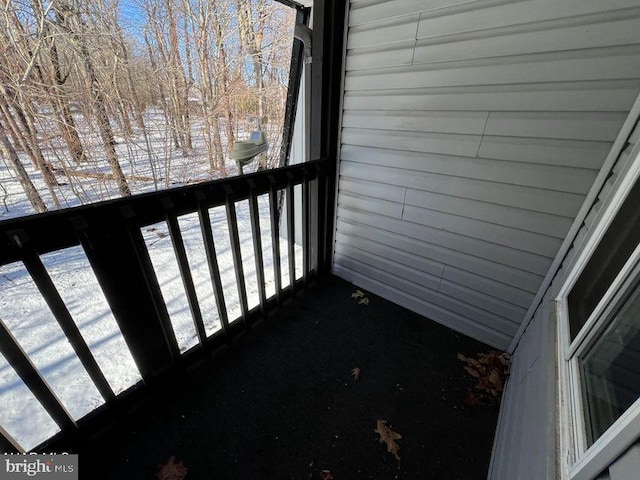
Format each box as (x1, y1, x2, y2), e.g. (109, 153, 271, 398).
(580, 278, 640, 444)
(557, 150, 640, 480)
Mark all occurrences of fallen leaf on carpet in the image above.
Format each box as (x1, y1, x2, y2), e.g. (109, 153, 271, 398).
(464, 390, 483, 406)
(351, 290, 365, 299)
(458, 350, 511, 406)
(358, 297, 369, 305)
(375, 419, 402, 462)
(463, 366, 480, 378)
(156, 456, 187, 480)
(351, 367, 361, 380)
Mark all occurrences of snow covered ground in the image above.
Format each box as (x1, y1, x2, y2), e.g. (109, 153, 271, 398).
(0, 111, 280, 220)
(0, 113, 302, 451)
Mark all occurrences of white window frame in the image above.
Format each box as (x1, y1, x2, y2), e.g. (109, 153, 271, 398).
(556, 136, 640, 480)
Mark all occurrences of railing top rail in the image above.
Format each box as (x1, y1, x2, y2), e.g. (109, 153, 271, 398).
(0, 159, 327, 265)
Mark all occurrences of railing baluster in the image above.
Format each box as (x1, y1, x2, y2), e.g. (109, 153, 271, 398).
(248, 183, 267, 317)
(21, 250, 116, 404)
(0, 319, 77, 435)
(165, 211, 208, 348)
(316, 168, 329, 272)
(310, 174, 319, 273)
(197, 203, 230, 340)
(0, 425, 22, 453)
(268, 182, 283, 306)
(303, 173, 310, 286)
(286, 180, 296, 295)
(225, 187, 249, 325)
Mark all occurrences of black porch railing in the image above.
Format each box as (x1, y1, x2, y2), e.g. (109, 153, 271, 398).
(0, 159, 329, 453)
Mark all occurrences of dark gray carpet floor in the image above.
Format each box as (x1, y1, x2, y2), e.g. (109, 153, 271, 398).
(83, 275, 500, 479)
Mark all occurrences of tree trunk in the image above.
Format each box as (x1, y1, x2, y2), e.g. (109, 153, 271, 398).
(0, 92, 62, 208)
(213, 5, 235, 154)
(112, 63, 134, 137)
(236, 0, 266, 130)
(56, 4, 131, 197)
(165, 0, 192, 152)
(144, 30, 181, 149)
(44, 12, 87, 164)
(117, 29, 146, 131)
(0, 126, 47, 213)
(182, 12, 194, 151)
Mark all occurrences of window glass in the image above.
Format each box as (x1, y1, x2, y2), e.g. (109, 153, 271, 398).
(568, 179, 640, 340)
(580, 279, 640, 445)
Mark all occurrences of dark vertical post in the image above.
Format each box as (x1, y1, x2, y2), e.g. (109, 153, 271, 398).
(248, 182, 267, 317)
(165, 210, 208, 348)
(286, 180, 296, 295)
(122, 214, 181, 362)
(269, 181, 283, 306)
(310, 0, 345, 273)
(225, 187, 249, 325)
(197, 201, 230, 339)
(74, 210, 177, 382)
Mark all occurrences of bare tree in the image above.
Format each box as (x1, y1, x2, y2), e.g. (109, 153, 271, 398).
(0, 0, 298, 218)
(54, 1, 131, 196)
(0, 89, 62, 208)
(26, 0, 89, 165)
(0, 183, 8, 213)
(213, 1, 236, 157)
(145, 0, 193, 152)
(236, 0, 266, 133)
(0, 120, 47, 213)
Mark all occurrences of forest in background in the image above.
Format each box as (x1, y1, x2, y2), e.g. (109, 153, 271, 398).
(0, 0, 296, 216)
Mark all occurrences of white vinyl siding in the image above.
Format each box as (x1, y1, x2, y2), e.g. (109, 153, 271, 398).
(334, 0, 640, 350)
(606, 441, 640, 480)
(488, 289, 558, 479)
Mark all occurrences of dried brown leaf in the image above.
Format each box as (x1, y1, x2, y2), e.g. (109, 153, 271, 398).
(459, 350, 512, 406)
(463, 366, 480, 378)
(351, 367, 361, 381)
(156, 456, 187, 480)
(464, 390, 483, 406)
(467, 358, 482, 368)
(498, 353, 512, 366)
(488, 370, 502, 389)
(375, 419, 402, 462)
